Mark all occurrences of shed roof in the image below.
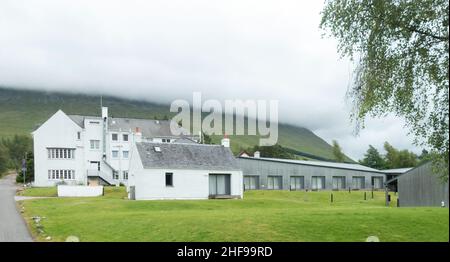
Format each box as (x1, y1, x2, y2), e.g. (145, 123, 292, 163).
(381, 167, 414, 174)
(238, 156, 384, 173)
(136, 142, 241, 171)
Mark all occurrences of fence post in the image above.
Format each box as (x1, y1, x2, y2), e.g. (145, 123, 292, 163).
(331, 193, 333, 203)
(364, 192, 367, 200)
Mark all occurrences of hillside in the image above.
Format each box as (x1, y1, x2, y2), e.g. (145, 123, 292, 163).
(0, 87, 352, 161)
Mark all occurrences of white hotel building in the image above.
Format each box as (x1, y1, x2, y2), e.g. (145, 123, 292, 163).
(32, 107, 197, 187)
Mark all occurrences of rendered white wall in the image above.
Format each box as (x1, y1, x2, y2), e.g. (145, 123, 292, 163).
(33, 110, 85, 187)
(131, 168, 243, 200)
(57, 185, 103, 197)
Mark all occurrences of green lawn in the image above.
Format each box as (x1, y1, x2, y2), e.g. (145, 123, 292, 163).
(18, 186, 58, 197)
(18, 188, 449, 242)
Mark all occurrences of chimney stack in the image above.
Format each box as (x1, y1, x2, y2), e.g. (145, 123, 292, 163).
(102, 107, 108, 120)
(221, 134, 230, 148)
(254, 151, 260, 158)
(135, 127, 142, 142)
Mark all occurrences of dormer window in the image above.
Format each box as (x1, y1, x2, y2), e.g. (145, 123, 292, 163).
(112, 133, 118, 141)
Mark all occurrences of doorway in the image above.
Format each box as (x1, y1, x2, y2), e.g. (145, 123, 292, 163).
(209, 174, 231, 196)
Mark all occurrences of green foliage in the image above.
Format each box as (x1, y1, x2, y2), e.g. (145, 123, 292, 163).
(332, 140, 346, 162)
(15, 151, 34, 183)
(0, 144, 8, 176)
(383, 142, 418, 169)
(321, 0, 449, 179)
(359, 142, 419, 169)
(359, 145, 385, 169)
(1, 134, 32, 172)
(247, 144, 296, 159)
(202, 132, 213, 144)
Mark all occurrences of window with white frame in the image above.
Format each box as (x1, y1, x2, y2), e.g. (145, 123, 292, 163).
(123, 171, 128, 180)
(47, 148, 75, 159)
(77, 132, 81, 140)
(122, 151, 129, 159)
(112, 150, 119, 158)
(48, 169, 75, 180)
(112, 133, 118, 141)
(123, 134, 129, 142)
(90, 140, 100, 150)
(113, 171, 119, 180)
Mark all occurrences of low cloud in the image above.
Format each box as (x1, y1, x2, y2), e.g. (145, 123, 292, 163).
(0, 0, 421, 159)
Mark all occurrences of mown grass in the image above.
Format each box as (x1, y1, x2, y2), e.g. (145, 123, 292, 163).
(18, 187, 58, 197)
(18, 188, 449, 242)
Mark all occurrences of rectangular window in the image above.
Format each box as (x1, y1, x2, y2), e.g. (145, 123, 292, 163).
(332, 176, 346, 190)
(77, 132, 81, 140)
(352, 176, 365, 189)
(244, 176, 259, 190)
(165, 173, 173, 186)
(311, 176, 325, 190)
(290, 176, 305, 190)
(48, 170, 75, 180)
(123, 171, 128, 180)
(112, 150, 119, 158)
(372, 177, 383, 189)
(123, 134, 129, 142)
(267, 176, 282, 190)
(90, 140, 100, 150)
(48, 148, 75, 159)
(113, 171, 119, 180)
(112, 133, 118, 141)
(122, 151, 129, 159)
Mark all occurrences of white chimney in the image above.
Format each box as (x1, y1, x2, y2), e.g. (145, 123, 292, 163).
(221, 135, 230, 148)
(254, 151, 260, 158)
(102, 107, 108, 119)
(135, 127, 142, 142)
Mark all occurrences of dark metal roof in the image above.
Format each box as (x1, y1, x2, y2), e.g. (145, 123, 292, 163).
(238, 156, 385, 173)
(136, 142, 241, 171)
(68, 115, 191, 138)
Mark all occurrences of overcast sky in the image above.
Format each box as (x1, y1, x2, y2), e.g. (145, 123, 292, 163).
(0, 0, 421, 160)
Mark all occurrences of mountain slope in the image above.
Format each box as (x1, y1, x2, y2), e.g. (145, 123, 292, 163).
(0, 87, 351, 161)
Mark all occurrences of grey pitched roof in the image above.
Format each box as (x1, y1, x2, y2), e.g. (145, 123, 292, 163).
(238, 156, 385, 173)
(68, 115, 191, 138)
(136, 142, 241, 171)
